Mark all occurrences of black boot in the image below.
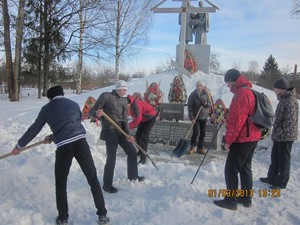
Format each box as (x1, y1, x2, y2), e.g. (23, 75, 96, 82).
(99, 215, 110, 224)
(237, 197, 252, 208)
(138, 154, 146, 165)
(56, 217, 68, 225)
(103, 185, 118, 193)
(213, 199, 237, 211)
(129, 176, 145, 182)
(259, 177, 275, 185)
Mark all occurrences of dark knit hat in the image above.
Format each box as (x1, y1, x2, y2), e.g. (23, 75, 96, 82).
(224, 69, 241, 82)
(47, 85, 64, 99)
(273, 77, 289, 90)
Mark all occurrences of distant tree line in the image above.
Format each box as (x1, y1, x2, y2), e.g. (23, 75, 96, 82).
(1, 52, 299, 99)
(1, 0, 299, 100)
(240, 55, 300, 98)
(0, 0, 159, 101)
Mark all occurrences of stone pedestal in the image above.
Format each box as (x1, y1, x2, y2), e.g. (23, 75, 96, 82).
(176, 44, 211, 74)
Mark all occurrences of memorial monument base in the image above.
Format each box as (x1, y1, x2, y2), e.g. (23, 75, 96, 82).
(176, 44, 211, 74)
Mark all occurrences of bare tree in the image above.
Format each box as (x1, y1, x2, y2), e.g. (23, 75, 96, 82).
(291, 0, 300, 19)
(154, 58, 174, 74)
(23, 0, 110, 95)
(281, 64, 293, 75)
(1, 0, 25, 101)
(24, 0, 86, 95)
(0, 5, 4, 48)
(210, 52, 220, 73)
(76, 0, 87, 94)
(248, 60, 259, 74)
(231, 61, 242, 71)
(244, 60, 259, 81)
(103, 0, 158, 79)
(1, 0, 13, 98)
(13, 0, 25, 100)
(73, 0, 109, 94)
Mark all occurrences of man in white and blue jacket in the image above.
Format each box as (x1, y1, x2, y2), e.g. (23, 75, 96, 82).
(11, 86, 109, 225)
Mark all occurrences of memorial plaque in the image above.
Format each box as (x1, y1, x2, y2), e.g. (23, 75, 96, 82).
(203, 125, 218, 149)
(159, 103, 185, 121)
(146, 121, 218, 149)
(147, 121, 170, 145)
(169, 122, 190, 145)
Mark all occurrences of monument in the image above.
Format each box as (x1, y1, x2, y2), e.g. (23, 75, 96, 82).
(151, 0, 219, 76)
(149, 1, 220, 151)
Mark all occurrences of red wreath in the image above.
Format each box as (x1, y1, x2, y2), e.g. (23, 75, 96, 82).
(168, 75, 187, 103)
(184, 49, 197, 73)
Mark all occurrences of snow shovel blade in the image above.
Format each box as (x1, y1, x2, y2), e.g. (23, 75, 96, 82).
(172, 138, 189, 158)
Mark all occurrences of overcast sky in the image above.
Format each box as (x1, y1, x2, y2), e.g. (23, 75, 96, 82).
(121, 0, 300, 74)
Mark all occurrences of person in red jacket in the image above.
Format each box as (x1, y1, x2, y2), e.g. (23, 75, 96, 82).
(213, 69, 261, 211)
(127, 94, 157, 164)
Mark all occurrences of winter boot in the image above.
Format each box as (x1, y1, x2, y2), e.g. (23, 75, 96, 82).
(56, 217, 68, 225)
(259, 177, 275, 185)
(197, 148, 206, 155)
(138, 154, 146, 165)
(237, 198, 252, 208)
(103, 185, 118, 193)
(187, 146, 196, 155)
(213, 199, 237, 211)
(129, 176, 145, 182)
(99, 215, 110, 224)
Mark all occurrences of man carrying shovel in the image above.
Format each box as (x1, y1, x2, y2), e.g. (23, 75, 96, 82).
(89, 80, 145, 194)
(10, 86, 109, 225)
(187, 80, 212, 155)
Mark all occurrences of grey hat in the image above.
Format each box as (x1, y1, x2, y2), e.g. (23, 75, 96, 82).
(224, 69, 241, 82)
(273, 77, 289, 90)
(114, 80, 128, 90)
(196, 80, 203, 86)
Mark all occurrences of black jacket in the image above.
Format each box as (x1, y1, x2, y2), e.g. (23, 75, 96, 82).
(187, 89, 211, 120)
(89, 90, 130, 139)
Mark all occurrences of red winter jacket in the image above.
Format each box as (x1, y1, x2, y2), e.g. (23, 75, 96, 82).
(225, 76, 261, 146)
(127, 95, 157, 130)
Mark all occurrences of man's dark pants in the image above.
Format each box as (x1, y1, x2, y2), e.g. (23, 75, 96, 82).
(225, 141, 258, 205)
(267, 141, 293, 188)
(135, 116, 156, 155)
(55, 138, 107, 220)
(191, 119, 207, 149)
(103, 131, 138, 187)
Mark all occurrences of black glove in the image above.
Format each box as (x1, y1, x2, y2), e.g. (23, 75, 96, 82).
(200, 100, 207, 106)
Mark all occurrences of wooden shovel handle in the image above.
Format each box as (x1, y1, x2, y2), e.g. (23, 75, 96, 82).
(102, 111, 158, 169)
(0, 140, 45, 160)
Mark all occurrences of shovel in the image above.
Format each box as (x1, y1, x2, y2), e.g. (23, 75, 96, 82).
(172, 106, 203, 158)
(0, 140, 45, 160)
(101, 111, 158, 170)
(190, 124, 222, 184)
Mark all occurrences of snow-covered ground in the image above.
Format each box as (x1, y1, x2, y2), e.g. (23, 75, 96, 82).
(1, 71, 299, 225)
